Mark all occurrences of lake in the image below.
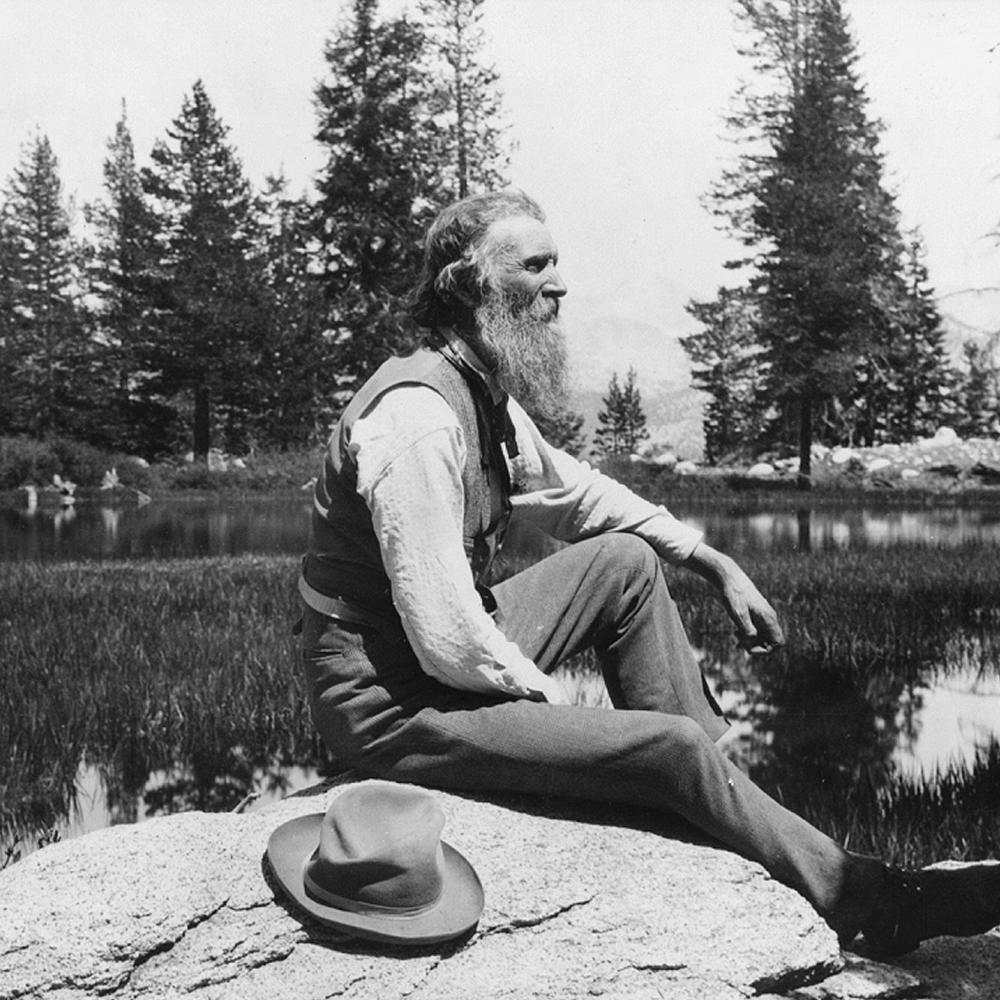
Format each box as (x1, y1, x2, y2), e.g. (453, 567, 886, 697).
(3, 495, 1000, 864)
(7, 495, 1000, 562)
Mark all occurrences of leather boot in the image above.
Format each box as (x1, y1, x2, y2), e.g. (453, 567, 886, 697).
(837, 857, 1000, 958)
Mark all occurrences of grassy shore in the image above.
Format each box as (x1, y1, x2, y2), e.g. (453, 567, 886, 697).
(3, 542, 1000, 866)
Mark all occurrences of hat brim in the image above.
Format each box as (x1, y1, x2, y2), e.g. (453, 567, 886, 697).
(266, 813, 484, 945)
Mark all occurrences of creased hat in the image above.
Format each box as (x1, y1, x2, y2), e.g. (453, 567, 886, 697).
(266, 782, 484, 945)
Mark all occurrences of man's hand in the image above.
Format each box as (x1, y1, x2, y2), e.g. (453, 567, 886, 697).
(682, 542, 784, 655)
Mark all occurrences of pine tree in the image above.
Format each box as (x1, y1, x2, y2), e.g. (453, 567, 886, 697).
(313, 0, 445, 393)
(418, 0, 511, 198)
(141, 80, 268, 459)
(890, 233, 957, 440)
(620, 367, 649, 454)
(594, 371, 625, 458)
(954, 340, 1000, 438)
(253, 173, 342, 448)
(1, 133, 89, 438)
(682, 288, 769, 464)
(846, 231, 957, 445)
(84, 104, 170, 454)
(704, 0, 912, 487)
(0, 210, 18, 432)
(594, 367, 648, 458)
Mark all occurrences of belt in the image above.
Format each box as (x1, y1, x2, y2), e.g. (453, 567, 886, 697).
(297, 575, 395, 629)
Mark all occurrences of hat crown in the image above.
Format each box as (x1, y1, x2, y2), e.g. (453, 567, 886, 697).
(304, 784, 446, 914)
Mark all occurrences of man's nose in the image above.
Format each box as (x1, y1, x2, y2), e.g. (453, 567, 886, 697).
(543, 265, 567, 297)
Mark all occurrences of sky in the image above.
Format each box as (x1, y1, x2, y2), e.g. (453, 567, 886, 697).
(3, 0, 1000, 388)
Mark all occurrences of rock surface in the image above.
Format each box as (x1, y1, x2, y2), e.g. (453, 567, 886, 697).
(0, 781, 984, 999)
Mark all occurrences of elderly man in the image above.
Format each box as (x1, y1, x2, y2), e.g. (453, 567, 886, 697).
(299, 189, 999, 956)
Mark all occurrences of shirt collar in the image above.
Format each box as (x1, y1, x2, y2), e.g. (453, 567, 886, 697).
(439, 329, 506, 403)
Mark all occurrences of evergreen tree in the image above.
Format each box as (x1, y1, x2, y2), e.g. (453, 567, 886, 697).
(847, 232, 957, 445)
(1, 133, 90, 438)
(141, 81, 268, 459)
(0, 210, 18, 432)
(954, 340, 1000, 438)
(594, 367, 648, 458)
(253, 174, 343, 448)
(313, 0, 445, 393)
(703, 0, 912, 487)
(891, 233, 957, 439)
(594, 371, 625, 458)
(418, 0, 511, 198)
(84, 104, 172, 454)
(682, 287, 769, 464)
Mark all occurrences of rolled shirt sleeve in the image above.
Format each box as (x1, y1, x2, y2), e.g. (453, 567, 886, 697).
(352, 385, 556, 700)
(505, 397, 703, 564)
(351, 385, 702, 699)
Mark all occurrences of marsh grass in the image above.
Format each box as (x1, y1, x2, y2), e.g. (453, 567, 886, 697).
(0, 555, 326, 855)
(3, 540, 1000, 866)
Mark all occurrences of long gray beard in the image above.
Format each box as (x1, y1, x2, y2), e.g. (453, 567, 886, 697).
(474, 293, 570, 420)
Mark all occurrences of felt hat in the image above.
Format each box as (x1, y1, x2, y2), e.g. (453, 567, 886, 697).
(266, 782, 484, 945)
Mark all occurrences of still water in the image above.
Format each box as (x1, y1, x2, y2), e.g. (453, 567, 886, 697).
(3, 496, 1000, 856)
(6, 495, 1000, 562)
(0, 496, 314, 562)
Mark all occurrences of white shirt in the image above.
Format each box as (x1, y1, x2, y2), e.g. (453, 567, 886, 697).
(349, 350, 703, 701)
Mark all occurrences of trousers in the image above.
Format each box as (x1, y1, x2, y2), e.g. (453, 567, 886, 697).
(301, 533, 851, 918)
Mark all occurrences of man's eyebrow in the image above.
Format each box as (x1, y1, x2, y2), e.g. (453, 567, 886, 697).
(524, 250, 558, 265)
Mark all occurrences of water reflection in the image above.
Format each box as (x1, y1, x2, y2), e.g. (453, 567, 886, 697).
(0, 497, 313, 561)
(6, 497, 1000, 562)
(678, 503, 1000, 553)
(54, 761, 320, 846)
(894, 662, 1000, 778)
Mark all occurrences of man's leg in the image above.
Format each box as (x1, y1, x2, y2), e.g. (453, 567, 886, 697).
(302, 537, 1000, 955)
(365, 694, 855, 924)
(492, 533, 727, 734)
(350, 535, 853, 922)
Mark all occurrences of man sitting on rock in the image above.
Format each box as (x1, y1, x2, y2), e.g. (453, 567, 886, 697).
(298, 189, 1000, 957)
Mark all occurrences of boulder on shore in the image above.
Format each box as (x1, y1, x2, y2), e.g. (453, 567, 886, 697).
(0, 780, 961, 1000)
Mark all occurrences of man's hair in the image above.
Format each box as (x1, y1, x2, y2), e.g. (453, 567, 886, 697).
(409, 189, 545, 331)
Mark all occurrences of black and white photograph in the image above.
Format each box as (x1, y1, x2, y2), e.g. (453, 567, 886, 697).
(2, 2, 1000, 997)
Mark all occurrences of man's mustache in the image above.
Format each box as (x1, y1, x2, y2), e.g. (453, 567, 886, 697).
(510, 293, 559, 323)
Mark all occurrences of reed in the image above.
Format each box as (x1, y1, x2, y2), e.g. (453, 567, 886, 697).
(0, 556, 324, 850)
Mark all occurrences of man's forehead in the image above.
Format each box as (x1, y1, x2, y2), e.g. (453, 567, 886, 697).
(485, 214, 557, 258)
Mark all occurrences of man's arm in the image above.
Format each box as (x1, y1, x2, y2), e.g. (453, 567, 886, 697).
(353, 385, 568, 704)
(682, 542, 784, 654)
(506, 398, 703, 564)
(508, 400, 783, 654)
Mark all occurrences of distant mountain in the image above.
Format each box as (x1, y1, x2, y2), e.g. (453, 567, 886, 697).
(562, 303, 707, 460)
(565, 306, 693, 391)
(939, 287, 1000, 363)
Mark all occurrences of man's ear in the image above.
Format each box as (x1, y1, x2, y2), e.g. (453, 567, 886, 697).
(447, 295, 477, 329)
(448, 284, 478, 308)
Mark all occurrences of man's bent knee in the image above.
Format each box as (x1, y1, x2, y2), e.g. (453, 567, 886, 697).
(655, 714, 719, 768)
(589, 533, 661, 583)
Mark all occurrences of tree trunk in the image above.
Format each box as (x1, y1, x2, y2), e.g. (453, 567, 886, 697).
(797, 393, 812, 491)
(194, 385, 211, 461)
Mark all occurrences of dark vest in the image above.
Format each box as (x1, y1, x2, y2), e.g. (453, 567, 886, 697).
(302, 349, 513, 618)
